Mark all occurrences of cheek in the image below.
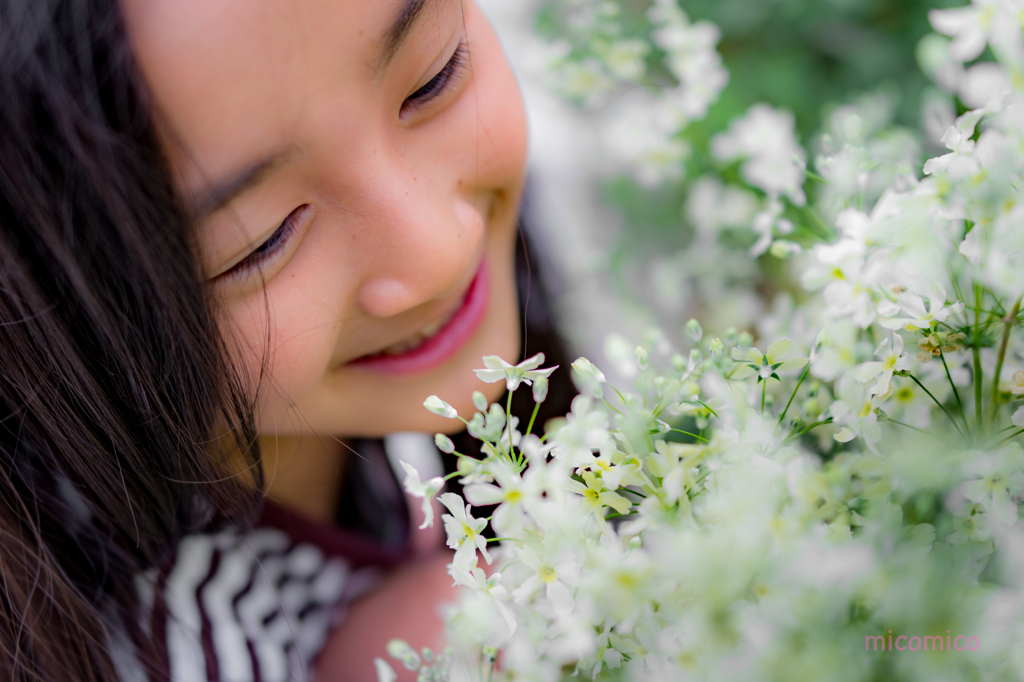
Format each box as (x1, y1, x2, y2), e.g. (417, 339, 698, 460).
(444, 4, 528, 194)
(221, 286, 341, 428)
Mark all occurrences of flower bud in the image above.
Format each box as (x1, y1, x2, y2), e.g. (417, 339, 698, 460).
(532, 376, 549, 403)
(725, 327, 739, 346)
(738, 331, 753, 349)
(769, 239, 801, 258)
(671, 353, 687, 371)
(472, 391, 488, 413)
(685, 318, 703, 342)
(386, 639, 420, 671)
(708, 337, 724, 359)
(571, 357, 606, 383)
(635, 346, 649, 370)
(424, 396, 458, 419)
(434, 433, 455, 454)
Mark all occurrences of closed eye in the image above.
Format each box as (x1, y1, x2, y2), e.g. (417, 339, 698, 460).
(401, 41, 468, 115)
(216, 204, 310, 282)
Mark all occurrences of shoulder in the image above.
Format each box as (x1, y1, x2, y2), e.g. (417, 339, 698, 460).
(124, 502, 408, 682)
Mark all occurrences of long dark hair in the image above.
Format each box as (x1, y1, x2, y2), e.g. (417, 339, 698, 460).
(0, 0, 263, 679)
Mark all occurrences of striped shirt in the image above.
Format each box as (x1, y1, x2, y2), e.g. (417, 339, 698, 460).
(113, 434, 441, 682)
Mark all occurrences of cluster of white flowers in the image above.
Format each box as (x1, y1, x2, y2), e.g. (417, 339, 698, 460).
(538, 0, 727, 188)
(377, 2, 1024, 680)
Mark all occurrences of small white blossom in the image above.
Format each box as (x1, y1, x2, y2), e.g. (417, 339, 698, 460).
(474, 353, 557, 392)
(851, 334, 913, 398)
(711, 104, 807, 205)
(439, 492, 492, 565)
(399, 461, 445, 529)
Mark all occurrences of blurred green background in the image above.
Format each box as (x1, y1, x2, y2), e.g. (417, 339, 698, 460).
(682, 0, 960, 135)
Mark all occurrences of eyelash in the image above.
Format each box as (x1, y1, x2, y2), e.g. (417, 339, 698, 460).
(219, 204, 307, 281)
(402, 41, 468, 113)
(217, 45, 468, 282)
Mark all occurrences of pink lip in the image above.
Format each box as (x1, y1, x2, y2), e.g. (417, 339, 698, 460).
(347, 260, 489, 376)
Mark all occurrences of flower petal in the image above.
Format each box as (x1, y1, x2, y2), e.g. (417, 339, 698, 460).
(766, 338, 794, 361)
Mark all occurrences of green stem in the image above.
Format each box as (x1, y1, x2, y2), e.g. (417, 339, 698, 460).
(782, 418, 834, 447)
(618, 488, 647, 498)
(990, 294, 1023, 426)
(525, 400, 542, 438)
(887, 418, 933, 437)
(801, 205, 834, 242)
(940, 351, 969, 435)
(778, 364, 810, 425)
(907, 373, 964, 437)
(974, 284, 984, 434)
(804, 168, 831, 184)
(697, 399, 719, 420)
(995, 428, 1024, 447)
(506, 389, 516, 463)
(669, 428, 710, 443)
(761, 380, 767, 415)
(601, 399, 623, 415)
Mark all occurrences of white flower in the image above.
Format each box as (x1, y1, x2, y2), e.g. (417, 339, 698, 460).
(564, 471, 632, 524)
(550, 396, 616, 468)
(958, 445, 1024, 527)
(685, 177, 759, 238)
(851, 335, 914, 398)
(878, 285, 965, 331)
(399, 461, 445, 529)
(449, 553, 517, 637)
(811, 321, 864, 382)
(730, 338, 808, 381)
(929, 0, 1019, 63)
(923, 109, 984, 179)
(511, 544, 579, 617)
(464, 460, 527, 537)
(829, 375, 883, 449)
(474, 353, 557, 392)
(373, 658, 397, 682)
(711, 104, 807, 205)
(439, 492, 492, 564)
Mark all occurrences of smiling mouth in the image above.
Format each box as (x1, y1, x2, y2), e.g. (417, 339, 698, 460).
(347, 259, 490, 376)
(373, 307, 461, 356)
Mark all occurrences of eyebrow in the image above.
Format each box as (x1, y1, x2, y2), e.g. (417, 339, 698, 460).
(378, 0, 434, 71)
(189, 151, 291, 218)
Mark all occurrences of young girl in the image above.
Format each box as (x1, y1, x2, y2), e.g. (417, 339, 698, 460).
(0, 0, 568, 679)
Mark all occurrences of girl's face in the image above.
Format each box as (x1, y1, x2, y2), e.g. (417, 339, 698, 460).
(122, 0, 526, 436)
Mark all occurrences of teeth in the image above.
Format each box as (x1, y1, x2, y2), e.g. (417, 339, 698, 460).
(419, 318, 445, 338)
(378, 310, 457, 356)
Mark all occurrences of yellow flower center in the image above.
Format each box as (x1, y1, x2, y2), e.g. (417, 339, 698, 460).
(538, 565, 557, 583)
(505, 489, 522, 504)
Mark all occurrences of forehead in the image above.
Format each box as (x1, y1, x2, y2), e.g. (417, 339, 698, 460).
(121, 0, 401, 188)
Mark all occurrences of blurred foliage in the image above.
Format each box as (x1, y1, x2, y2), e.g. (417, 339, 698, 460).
(679, 0, 960, 134)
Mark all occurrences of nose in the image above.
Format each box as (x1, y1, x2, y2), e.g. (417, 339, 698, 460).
(354, 179, 486, 319)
